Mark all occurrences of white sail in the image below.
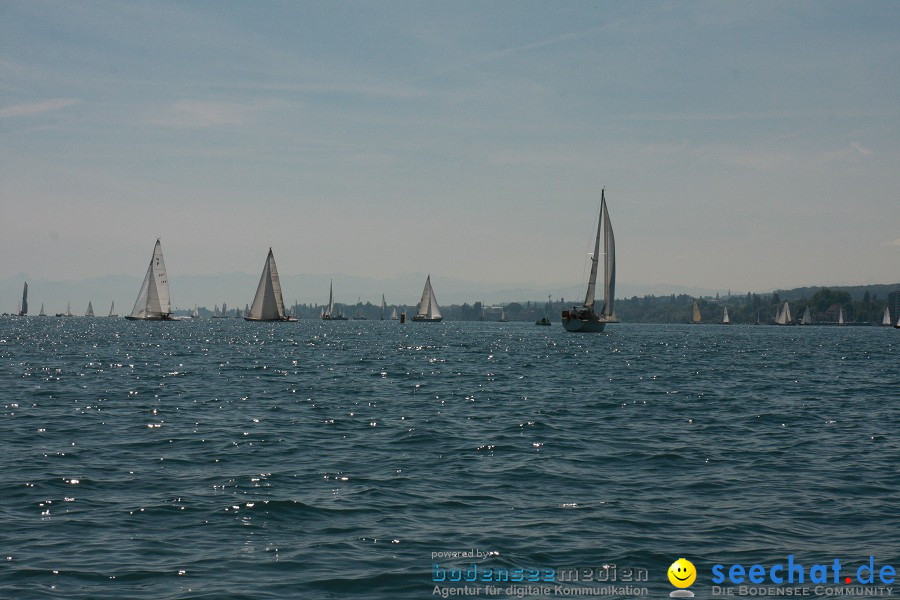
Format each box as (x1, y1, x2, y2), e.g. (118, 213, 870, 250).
(86, 301, 94, 317)
(723, 306, 730, 324)
(128, 239, 171, 320)
(391, 307, 398, 320)
(39, 303, 46, 316)
(20, 282, 28, 316)
(838, 307, 845, 325)
(775, 300, 791, 325)
(325, 280, 335, 317)
(800, 306, 812, 325)
(66, 302, 73, 317)
(108, 301, 117, 317)
(414, 275, 442, 321)
(246, 248, 288, 321)
(381, 295, 386, 320)
(882, 307, 891, 326)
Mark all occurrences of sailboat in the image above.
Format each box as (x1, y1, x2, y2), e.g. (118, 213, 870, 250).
(380, 295, 386, 321)
(190, 305, 200, 319)
(412, 275, 443, 322)
(321, 280, 347, 320)
(800, 306, 813, 325)
(65, 302, 73, 317)
(39, 303, 46, 317)
(212, 302, 229, 318)
(18, 282, 28, 316)
(774, 300, 792, 325)
(85, 301, 95, 317)
(391, 307, 398, 320)
(882, 307, 892, 326)
(353, 297, 368, 320)
(562, 190, 616, 332)
(722, 306, 731, 324)
(498, 306, 508, 322)
(838, 307, 845, 325)
(126, 239, 174, 320)
(245, 248, 295, 322)
(690, 300, 702, 324)
(108, 301, 117, 318)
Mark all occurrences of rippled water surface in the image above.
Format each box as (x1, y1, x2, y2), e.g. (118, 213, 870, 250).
(1, 318, 897, 598)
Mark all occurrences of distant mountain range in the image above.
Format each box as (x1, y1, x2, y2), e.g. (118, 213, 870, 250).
(1, 271, 896, 315)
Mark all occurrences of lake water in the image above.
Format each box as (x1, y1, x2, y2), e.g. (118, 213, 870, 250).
(1, 318, 897, 599)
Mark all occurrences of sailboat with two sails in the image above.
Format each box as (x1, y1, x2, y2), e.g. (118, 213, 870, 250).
(412, 275, 442, 322)
(321, 280, 348, 320)
(126, 239, 175, 320)
(562, 189, 617, 332)
(245, 248, 296, 322)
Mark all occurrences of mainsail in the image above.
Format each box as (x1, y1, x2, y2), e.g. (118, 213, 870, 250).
(128, 239, 172, 320)
(775, 301, 792, 325)
(109, 301, 117, 318)
(19, 282, 28, 316)
(246, 248, 289, 321)
(723, 306, 730, 324)
(413, 275, 442, 321)
(583, 190, 615, 317)
(882, 307, 891, 326)
(86, 301, 94, 317)
(800, 306, 813, 325)
(691, 301, 702, 324)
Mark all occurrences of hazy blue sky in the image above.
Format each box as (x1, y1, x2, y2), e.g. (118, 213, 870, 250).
(2, 1, 899, 306)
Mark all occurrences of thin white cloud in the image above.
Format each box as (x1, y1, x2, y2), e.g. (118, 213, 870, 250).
(0, 98, 77, 118)
(152, 100, 283, 128)
(851, 142, 873, 156)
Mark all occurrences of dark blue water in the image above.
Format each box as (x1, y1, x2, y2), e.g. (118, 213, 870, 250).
(1, 318, 898, 599)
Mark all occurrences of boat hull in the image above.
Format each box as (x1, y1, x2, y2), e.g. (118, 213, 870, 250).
(561, 309, 609, 332)
(244, 317, 297, 322)
(411, 316, 443, 322)
(125, 314, 176, 321)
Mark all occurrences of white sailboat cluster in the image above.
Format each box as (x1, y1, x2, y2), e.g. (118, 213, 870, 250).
(562, 189, 616, 332)
(321, 280, 348, 320)
(774, 300, 792, 325)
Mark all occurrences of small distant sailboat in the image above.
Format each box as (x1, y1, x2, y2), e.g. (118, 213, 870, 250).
(498, 306, 508, 322)
(838, 307, 845, 325)
(212, 302, 229, 319)
(108, 301, 117, 318)
(245, 248, 295, 322)
(321, 280, 348, 320)
(722, 306, 731, 324)
(85, 301, 95, 317)
(390, 307, 398, 320)
(18, 282, 28, 316)
(412, 275, 443, 322)
(65, 302, 73, 317)
(380, 295, 386, 321)
(353, 297, 368, 320)
(882, 307, 892, 326)
(244, 304, 250, 318)
(39, 303, 46, 317)
(126, 239, 174, 320)
(690, 300, 702, 324)
(191, 305, 200, 319)
(562, 189, 617, 332)
(774, 300, 792, 325)
(800, 306, 813, 325)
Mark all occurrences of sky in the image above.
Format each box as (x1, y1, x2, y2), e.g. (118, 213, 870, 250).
(2, 1, 899, 310)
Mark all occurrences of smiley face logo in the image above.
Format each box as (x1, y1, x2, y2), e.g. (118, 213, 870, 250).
(668, 558, 696, 588)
